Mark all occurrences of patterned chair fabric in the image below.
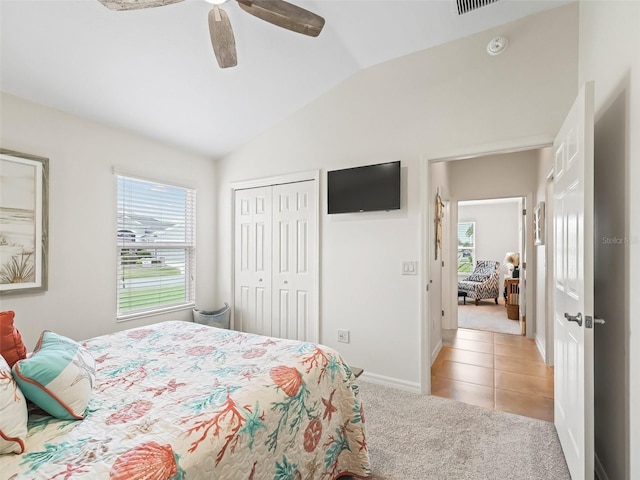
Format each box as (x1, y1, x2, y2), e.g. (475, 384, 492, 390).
(458, 260, 501, 305)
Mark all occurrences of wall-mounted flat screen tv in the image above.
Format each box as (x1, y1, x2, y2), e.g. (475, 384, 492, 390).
(327, 161, 401, 214)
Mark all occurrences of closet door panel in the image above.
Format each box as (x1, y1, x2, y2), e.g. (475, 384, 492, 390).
(234, 186, 272, 335)
(272, 181, 317, 342)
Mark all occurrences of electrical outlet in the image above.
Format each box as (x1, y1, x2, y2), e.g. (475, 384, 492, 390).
(337, 329, 350, 343)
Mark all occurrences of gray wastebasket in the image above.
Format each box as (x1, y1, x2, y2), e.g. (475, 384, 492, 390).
(192, 303, 230, 329)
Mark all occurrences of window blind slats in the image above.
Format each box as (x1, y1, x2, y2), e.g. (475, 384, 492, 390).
(457, 221, 475, 274)
(117, 175, 196, 317)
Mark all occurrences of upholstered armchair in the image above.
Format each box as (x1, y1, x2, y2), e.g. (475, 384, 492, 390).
(458, 260, 501, 306)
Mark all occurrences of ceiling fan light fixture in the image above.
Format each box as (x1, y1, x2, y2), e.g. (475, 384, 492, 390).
(98, 0, 325, 68)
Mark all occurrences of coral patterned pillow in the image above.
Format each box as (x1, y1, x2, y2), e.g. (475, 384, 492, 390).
(0, 311, 27, 368)
(12, 331, 95, 420)
(0, 356, 28, 455)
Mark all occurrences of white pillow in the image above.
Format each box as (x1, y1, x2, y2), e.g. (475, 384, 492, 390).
(0, 355, 28, 454)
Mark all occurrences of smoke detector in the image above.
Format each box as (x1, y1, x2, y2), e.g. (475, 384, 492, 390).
(487, 36, 508, 56)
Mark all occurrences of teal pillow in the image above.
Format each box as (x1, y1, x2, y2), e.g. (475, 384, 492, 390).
(12, 331, 95, 420)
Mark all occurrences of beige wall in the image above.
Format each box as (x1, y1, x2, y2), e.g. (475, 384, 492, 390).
(0, 94, 217, 349)
(215, 4, 578, 389)
(578, 1, 640, 478)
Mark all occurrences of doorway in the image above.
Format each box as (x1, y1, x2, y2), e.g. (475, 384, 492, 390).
(425, 147, 555, 422)
(456, 197, 523, 336)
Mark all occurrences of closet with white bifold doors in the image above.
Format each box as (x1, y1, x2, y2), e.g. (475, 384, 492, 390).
(233, 178, 318, 343)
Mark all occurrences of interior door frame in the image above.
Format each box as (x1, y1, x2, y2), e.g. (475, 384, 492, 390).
(229, 170, 320, 341)
(452, 196, 526, 332)
(518, 196, 527, 335)
(421, 140, 552, 393)
(448, 193, 535, 340)
(544, 168, 555, 365)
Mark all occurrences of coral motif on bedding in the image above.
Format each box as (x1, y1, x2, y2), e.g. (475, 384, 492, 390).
(110, 441, 183, 480)
(106, 399, 153, 425)
(0, 321, 370, 479)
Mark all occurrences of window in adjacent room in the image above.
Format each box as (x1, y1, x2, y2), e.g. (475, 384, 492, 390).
(457, 221, 475, 274)
(116, 174, 195, 320)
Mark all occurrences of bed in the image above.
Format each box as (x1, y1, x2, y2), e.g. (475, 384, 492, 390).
(1, 320, 371, 479)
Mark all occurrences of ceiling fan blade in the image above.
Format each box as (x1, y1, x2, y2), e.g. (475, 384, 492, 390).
(97, 0, 184, 11)
(209, 6, 238, 69)
(237, 0, 324, 37)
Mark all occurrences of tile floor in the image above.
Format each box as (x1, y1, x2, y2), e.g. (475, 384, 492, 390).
(431, 328, 554, 422)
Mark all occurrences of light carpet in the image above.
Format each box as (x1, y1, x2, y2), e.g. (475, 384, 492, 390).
(458, 300, 521, 335)
(347, 380, 570, 480)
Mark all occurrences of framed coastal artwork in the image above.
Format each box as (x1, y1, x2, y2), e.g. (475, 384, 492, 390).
(0, 149, 49, 294)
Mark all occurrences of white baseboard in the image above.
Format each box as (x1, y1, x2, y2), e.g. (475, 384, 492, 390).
(359, 371, 421, 394)
(431, 339, 443, 366)
(594, 452, 610, 480)
(535, 335, 546, 363)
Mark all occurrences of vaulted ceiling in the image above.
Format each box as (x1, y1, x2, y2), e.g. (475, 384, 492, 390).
(0, 0, 571, 158)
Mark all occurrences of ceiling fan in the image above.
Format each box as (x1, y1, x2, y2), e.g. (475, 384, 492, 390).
(97, 0, 325, 69)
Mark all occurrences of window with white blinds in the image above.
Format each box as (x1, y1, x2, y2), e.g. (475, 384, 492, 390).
(116, 174, 196, 320)
(457, 221, 475, 274)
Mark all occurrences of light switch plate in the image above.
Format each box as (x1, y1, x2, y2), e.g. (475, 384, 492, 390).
(402, 261, 418, 275)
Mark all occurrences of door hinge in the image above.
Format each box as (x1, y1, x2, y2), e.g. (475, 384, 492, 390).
(522, 262, 526, 270)
(442, 261, 445, 267)
(522, 208, 527, 215)
(442, 310, 445, 317)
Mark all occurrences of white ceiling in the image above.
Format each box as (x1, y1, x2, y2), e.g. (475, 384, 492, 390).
(0, 0, 570, 159)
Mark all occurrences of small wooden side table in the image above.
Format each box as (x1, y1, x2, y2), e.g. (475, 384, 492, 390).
(505, 278, 520, 320)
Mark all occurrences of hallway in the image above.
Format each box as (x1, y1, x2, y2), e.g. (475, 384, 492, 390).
(431, 328, 554, 422)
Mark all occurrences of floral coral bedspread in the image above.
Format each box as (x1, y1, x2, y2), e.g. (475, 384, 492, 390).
(1, 321, 371, 479)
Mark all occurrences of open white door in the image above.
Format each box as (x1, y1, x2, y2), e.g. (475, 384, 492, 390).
(553, 81, 595, 479)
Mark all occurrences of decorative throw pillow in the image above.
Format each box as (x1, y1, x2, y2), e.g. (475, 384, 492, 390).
(0, 311, 27, 368)
(0, 356, 28, 454)
(12, 331, 95, 420)
(467, 273, 490, 282)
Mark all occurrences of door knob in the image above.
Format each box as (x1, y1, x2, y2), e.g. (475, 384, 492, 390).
(564, 312, 582, 326)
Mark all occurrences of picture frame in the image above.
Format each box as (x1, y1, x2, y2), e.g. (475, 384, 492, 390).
(534, 201, 545, 246)
(0, 149, 49, 294)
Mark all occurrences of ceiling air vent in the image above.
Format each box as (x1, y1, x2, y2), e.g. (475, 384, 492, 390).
(456, 0, 500, 15)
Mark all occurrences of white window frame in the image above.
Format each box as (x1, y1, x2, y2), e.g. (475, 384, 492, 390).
(457, 221, 475, 275)
(116, 174, 196, 321)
